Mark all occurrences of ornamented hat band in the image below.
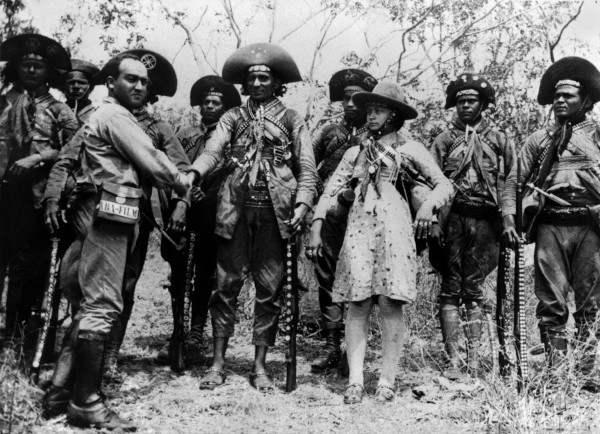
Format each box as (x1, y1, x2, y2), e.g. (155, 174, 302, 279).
(555, 79, 581, 88)
(456, 89, 480, 97)
(20, 53, 46, 61)
(248, 64, 271, 73)
(344, 85, 364, 92)
(205, 91, 224, 98)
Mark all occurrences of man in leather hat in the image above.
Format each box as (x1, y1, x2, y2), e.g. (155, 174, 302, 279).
(192, 43, 318, 392)
(429, 73, 514, 380)
(43, 50, 194, 430)
(307, 68, 377, 374)
(502, 57, 600, 390)
(0, 33, 79, 346)
(157, 75, 241, 365)
(63, 59, 100, 125)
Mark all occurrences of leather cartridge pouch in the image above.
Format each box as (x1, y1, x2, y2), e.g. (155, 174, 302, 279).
(94, 182, 142, 225)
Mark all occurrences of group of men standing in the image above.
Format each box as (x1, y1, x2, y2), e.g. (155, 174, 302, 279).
(1, 30, 600, 431)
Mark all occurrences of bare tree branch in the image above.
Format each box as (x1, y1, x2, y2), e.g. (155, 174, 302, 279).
(396, 0, 448, 82)
(278, 6, 329, 42)
(548, 1, 584, 62)
(221, 0, 242, 48)
(156, 0, 208, 75)
(402, 1, 501, 86)
(268, 0, 277, 42)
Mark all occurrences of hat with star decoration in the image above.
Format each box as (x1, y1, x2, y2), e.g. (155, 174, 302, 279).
(445, 73, 496, 109)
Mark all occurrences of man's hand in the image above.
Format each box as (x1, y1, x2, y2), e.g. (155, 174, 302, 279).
(191, 186, 205, 204)
(429, 222, 445, 248)
(413, 202, 434, 240)
(9, 154, 42, 177)
(167, 200, 188, 234)
(287, 203, 309, 234)
(306, 219, 324, 261)
(501, 215, 520, 249)
(44, 199, 63, 234)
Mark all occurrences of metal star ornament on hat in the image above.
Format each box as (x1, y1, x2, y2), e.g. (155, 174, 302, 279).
(444, 73, 496, 109)
(537, 56, 600, 105)
(352, 81, 418, 120)
(69, 59, 100, 80)
(94, 48, 177, 97)
(190, 75, 242, 110)
(0, 33, 71, 71)
(328, 69, 378, 102)
(222, 43, 302, 84)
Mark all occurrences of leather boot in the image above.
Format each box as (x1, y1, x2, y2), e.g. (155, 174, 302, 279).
(311, 329, 342, 373)
(541, 329, 568, 371)
(464, 301, 483, 375)
(103, 316, 129, 383)
(43, 321, 78, 418)
(440, 304, 463, 380)
(67, 336, 136, 431)
(575, 322, 600, 392)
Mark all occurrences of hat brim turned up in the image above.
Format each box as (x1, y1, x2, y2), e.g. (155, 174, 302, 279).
(0, 33, 71, 71)
(537, 56, 600, 105)
(222, 43, 302, 85)
(190, 75, 242, 109)
(353, 90, 418, 120)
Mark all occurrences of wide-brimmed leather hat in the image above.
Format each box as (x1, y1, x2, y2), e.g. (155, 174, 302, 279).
(94, 49, 177, 97)
(0, 33, 71, 71)
(352, 81, 418, 119)
(222, 43, 301, 84)
(445, 73, 496, 109)
(190, 75, 241, 109)
(68, 59, 100, 80)
(537, 56, 600, 105)
(329, 69, 378, 102)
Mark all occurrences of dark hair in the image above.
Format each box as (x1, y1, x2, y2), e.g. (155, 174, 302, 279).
(390, 109, 405, 130)
(103, 53, 158, 104)
(101, 53, 142, 85)
(1, 59, 63, 89)
(240, 70, 287, 97)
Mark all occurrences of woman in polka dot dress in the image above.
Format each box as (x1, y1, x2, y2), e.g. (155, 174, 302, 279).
(309, 82, 453, 404)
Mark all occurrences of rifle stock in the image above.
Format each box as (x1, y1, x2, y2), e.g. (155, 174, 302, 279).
(30, 236, 61, 384)
(284, 237, 298, 393)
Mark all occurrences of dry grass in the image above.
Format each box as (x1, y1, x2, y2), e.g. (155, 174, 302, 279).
(2, 235, 600, 433)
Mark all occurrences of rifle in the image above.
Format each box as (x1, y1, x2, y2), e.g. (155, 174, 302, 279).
(30, 236, 61, 384)
(514, 158, 528, 393)
(495, 244, 511, 376)
(283, 236, 299, 392)
(169, 231, 195, 373)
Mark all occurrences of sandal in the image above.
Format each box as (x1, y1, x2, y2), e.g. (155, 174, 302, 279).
(199, 368, 227, 390)
(375, 384, 395, 402)
(343, 383, 364, 404)
(249, 372, 275, 392)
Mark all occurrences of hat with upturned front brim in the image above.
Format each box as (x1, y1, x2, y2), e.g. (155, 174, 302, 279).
(0, 33, 71, 71)
(352, 81, 418, 120)
(222, 43, 301, 84)
(94, 49, 177, 97)
(445, 73, 496, 109)
(537, 56, 600, 105)
(329, 69, 378, 102)
(190, 75, 241, 109)
(69, 59, 100, 80)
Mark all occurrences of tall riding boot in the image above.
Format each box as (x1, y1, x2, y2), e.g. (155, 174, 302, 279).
(464, 301, 483, 375)
(186, 279, 212, 365)
(67, 335, 136, 431)
(575, 321, 600, 392)
(43, 320, 79, 418)
(311, 329, 342, 373)
(440, 303, 463, 380)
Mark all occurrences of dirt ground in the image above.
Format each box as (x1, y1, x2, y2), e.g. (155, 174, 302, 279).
(7, 237, 599, 434)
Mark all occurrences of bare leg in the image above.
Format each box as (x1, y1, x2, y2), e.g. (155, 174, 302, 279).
(345, 298, 375, 387)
